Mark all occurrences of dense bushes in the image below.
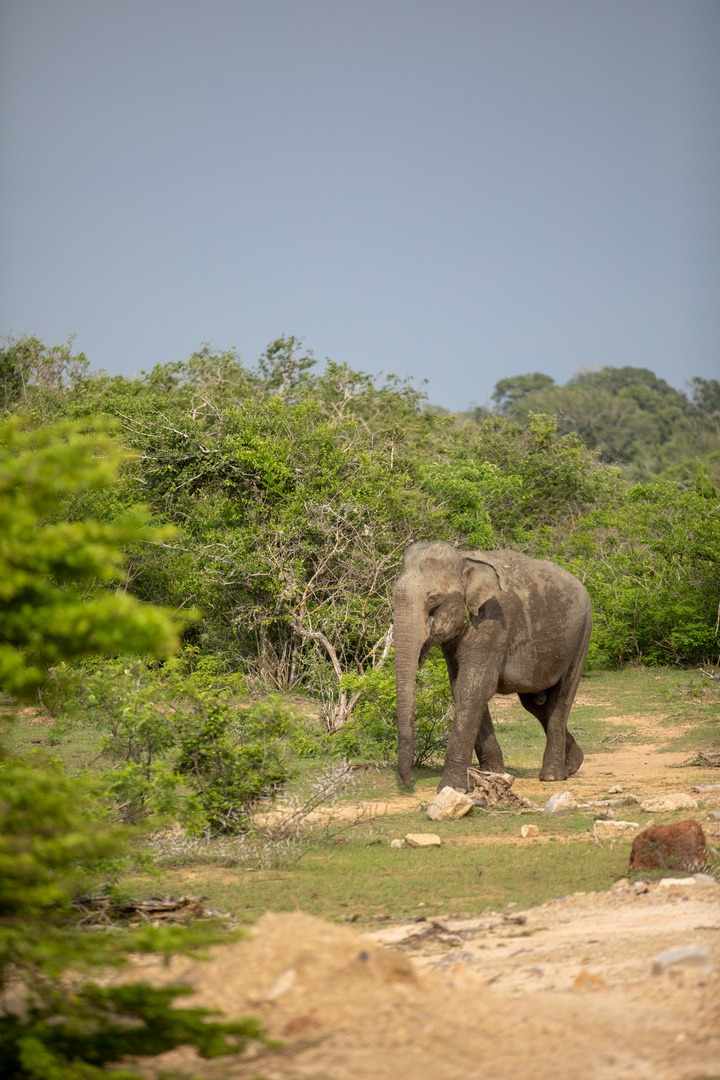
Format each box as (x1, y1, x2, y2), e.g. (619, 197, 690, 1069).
(2, 333, 719, 684)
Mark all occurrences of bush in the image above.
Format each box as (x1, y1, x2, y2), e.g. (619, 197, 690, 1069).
(176, 698, 296, 832)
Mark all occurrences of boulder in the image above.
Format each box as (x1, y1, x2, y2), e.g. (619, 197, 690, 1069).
(543, 791, 577, 815)
(629, 820, 707, 873)
(389, 839, 406, 849)
(427, 786, 474, 821)
(404, 833, 442, 848)
(639, 792, 698, 812)
(520, 824, 539, 838)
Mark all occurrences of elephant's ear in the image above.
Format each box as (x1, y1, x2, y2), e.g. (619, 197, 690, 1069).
(462, 556, 502, 616)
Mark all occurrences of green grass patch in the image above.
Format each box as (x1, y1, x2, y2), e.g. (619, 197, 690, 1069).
(127, 817, 627, 925)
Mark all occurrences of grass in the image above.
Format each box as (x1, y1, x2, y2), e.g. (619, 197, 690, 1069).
(126, 812, 629, 926)
(5, 665, 719, 927)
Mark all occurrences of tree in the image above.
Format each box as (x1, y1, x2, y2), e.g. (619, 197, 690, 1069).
(689, 377, 720, 418)
(0, 334, 90, 419)
(495, 365, 708, 479)
(0, 417, 191, 699)
(0, 418, 263, 1078)
(491, 373, 555, 414)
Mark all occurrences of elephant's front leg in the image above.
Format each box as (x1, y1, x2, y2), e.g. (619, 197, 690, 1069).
(474, 704, 506, 773)
(440, 630, 503, 791)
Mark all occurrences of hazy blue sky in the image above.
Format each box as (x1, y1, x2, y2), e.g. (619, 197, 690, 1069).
(1, 1, 718, 410)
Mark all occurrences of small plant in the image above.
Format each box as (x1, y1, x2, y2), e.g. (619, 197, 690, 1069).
(176, 698, 296, 832)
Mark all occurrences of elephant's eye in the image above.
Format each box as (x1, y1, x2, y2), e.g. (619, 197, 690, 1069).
(428, 603, 441, 617)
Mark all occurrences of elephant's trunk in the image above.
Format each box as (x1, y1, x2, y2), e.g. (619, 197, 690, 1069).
(394, 587, 424, 787)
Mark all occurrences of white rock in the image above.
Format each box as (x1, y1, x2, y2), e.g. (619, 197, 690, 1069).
(543, 791, 577, 815)
(651, 947, 713, 975)
(608, 785, 623, 794)
(266, 968, 297, 1000)
(592, 820, 640, 841)
(657, 876, 697, 888)
(521, 824, 540, 838)
(427, 786, 475, 821)
(405, 833, 442, 848)
(389, 839, 406, 849)
(640, 792, 698, 812)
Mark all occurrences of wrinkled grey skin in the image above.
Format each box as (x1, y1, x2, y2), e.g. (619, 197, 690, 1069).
(393, 542, 592, 790)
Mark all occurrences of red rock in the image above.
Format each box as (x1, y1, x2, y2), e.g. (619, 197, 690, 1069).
(629, 819, 707, 873)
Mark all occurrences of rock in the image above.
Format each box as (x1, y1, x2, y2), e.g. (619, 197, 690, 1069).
(265, 967, 297, 1000)
(592, 820, 640, 842)
(693, 873, 715, 884)
(520, 824, 539, 838)
(404, 833, 442, 848)
(389, 839, 406, 849)
(629, 820, 707, 873)
(657, 876, 697, 888)
(692, 784, 720, 792)
(608, 785, 623, 794)
(543, 791, 577, 815)
(427, 786, 475, 821)
(651, 947, 713, 975)
(639, 792, 698, 812)
(708, 810, 720, 821)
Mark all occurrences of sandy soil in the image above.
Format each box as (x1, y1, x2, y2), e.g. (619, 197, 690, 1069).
(122, 732, 720, 1080)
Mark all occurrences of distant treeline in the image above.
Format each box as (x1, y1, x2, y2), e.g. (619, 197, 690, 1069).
(2, 333, 719, 681)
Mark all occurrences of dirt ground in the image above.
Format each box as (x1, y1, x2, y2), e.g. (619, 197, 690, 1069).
(122, 734, 720, 1080)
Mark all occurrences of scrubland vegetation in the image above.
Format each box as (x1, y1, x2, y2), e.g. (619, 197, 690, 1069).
(1, 332, 719, 1077)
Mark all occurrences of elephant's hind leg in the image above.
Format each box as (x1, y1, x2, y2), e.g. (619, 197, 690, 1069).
(518, 690, 584, 780)
(473, 704, 506, 773)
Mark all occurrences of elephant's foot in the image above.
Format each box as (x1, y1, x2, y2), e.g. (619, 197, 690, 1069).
(565, 742, 584, 776)
(538, 757, 567, 782)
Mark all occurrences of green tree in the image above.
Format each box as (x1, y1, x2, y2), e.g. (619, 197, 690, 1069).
(0, 417, 191, 699)
(491, 372, 555, 414)
(0, 419, 264, 1078)
(556, 470, 720, 665)
(494, 365, 714, 480)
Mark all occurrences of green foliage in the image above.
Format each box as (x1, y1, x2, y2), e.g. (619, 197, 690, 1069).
(0, 418, 192, 699)
(1, 982, 263, 1080)
(557, 470, 720, 665)
(494, 364, 720, 482)
(176, 699, 296, 832)
(0, 411, 267, 1078)
(51, 654, 296, 832)
(0, 334, 90, 418)
(337, 652, 454, 765)
(491, 372, 556, 414)
(0, 759, 265, 1080)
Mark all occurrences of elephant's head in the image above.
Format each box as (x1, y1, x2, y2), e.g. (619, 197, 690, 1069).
(392, 541, 505, 786)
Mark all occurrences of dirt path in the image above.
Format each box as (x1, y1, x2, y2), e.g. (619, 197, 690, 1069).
(126, 732, 720, 1080)
(125, 878, 720, 1080)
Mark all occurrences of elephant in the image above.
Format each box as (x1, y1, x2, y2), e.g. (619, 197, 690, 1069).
(393, 541, 592, 790)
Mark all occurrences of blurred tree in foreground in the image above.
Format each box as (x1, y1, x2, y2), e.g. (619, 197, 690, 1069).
(0, 419, 263, 1079)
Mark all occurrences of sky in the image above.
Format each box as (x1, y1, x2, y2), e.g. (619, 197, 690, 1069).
(1, 1, 718, 412)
